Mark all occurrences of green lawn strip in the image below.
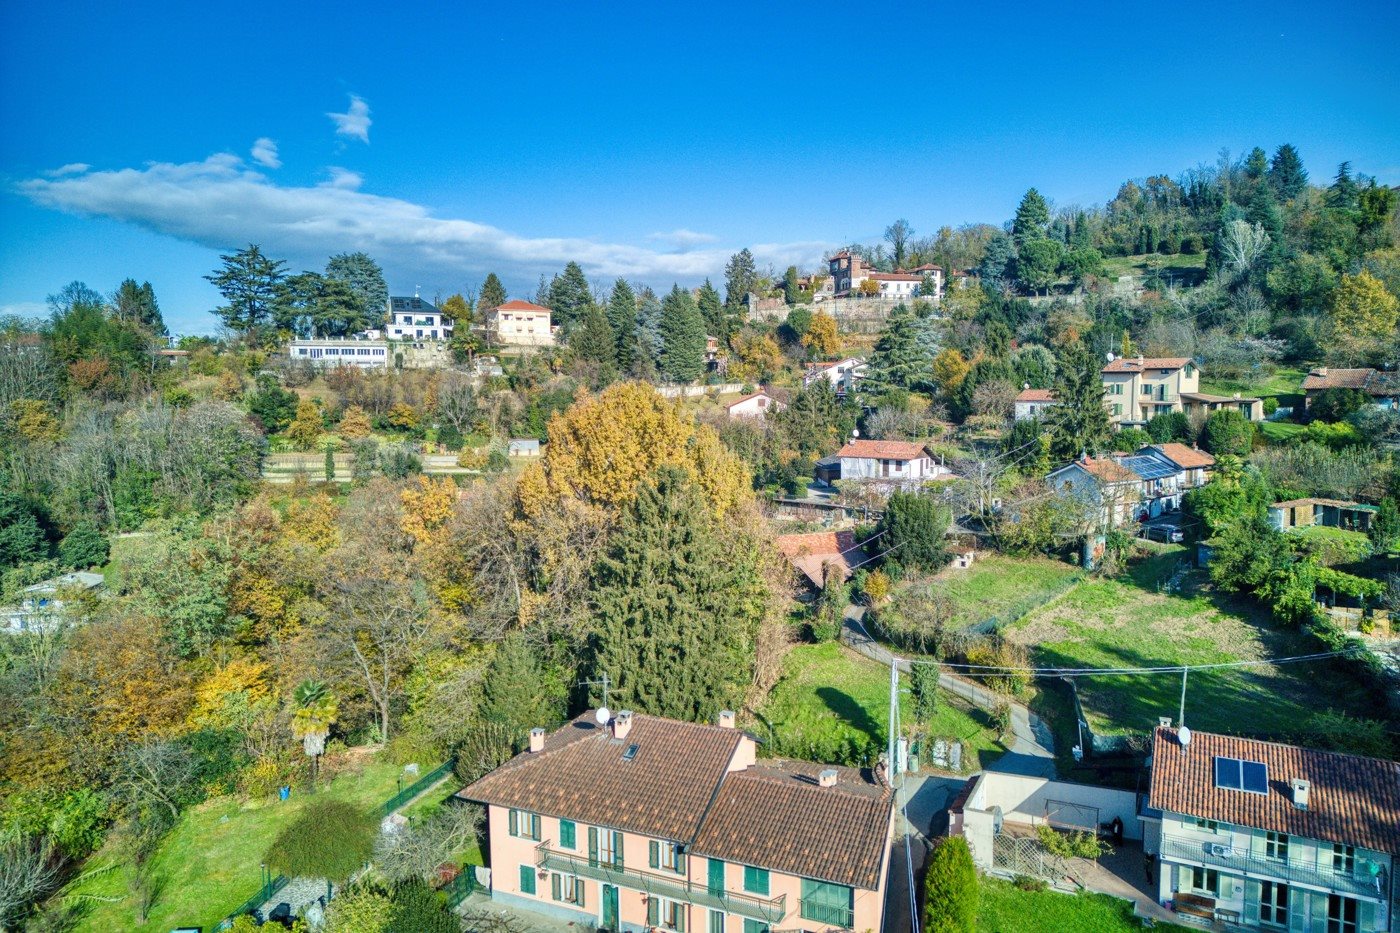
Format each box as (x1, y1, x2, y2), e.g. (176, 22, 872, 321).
(754, 642, 1006, 769)
(1259, 420, 1307, 442)
(1200, 366, 1307, 402)
(976, 877, 1186, 932)
(881, 556, 1082, 634)
(67, 756, 403, 933)
(1009, 557, 1372, 738)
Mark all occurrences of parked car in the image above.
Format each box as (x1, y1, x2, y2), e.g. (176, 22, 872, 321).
(1146, 524, 1184, 543)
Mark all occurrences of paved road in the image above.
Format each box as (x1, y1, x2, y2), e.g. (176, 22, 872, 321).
(843, 607, 1057, 778)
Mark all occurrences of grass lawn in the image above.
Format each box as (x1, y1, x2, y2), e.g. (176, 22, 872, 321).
(873, 555, 1082, 640)
(977, 877, 1183, 932)
(1006, 548, 1375, 737)
(65, 753, 407, 933)
(1099, 252, 1207, 283)
(1260, 420, 1307, 443)
(753, 641, 1008, 770)
(1201, 365, 1307, 405)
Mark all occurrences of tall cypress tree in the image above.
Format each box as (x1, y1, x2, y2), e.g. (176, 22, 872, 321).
(546, 261, 593, 330)
(588, 467, 762, 722)
(658, 285, 706, 383)
(606, 279, 638, 370)
(570, 303, 618, 384)
(478, 273, 507, 313)
(697, 278, 724, 337)
(1044, 341, 1112, 462)
(1268, 144, 1308, 202)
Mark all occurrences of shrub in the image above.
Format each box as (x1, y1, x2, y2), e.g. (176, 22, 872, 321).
(387, 878, 457, 933)
(324, 881, 395, 933)
(264, 799, 376, 882)
(1037, 823, 1110, 859)
(1201, 409, 1255, 457)
(58, 520, 108, 570)
(923, 836, 978, 933)
(1263, 397, 1279, 416)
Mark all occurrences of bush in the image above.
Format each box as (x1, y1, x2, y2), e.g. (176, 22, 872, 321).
(1263, 397, 1279, 416)
(325, 881, 395, 933)
(387, 878, 458, 933)
(924, 836, 978, 933)
(1201, 409, 1255, 457)
(877, 492, 950, 572)
(264, 799, 376, 882)
(58, 520, 108, 570)
(436, 423, 464, 452)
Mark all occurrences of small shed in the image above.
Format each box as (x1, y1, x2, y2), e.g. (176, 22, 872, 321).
(507, 438, 541, 458)
(1268, 498, 1376, 532)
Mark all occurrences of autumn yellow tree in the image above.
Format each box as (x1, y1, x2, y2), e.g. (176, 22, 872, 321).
(213, 369, 244, 401)
(287, 398, 324, 450)
(931, 348, 971, 395)
(400, 475, 457, 546)
(729, 332, 784, 382)
(338, 404, 372, 438)
(1326, 271, 1400, 364)
(387, 403, 419, 430)
(11, 399, 61, 441)
(801, 311, 841, 359)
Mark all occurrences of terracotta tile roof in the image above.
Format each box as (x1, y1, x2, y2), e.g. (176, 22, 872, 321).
(724, 390, 780, 410)
(458, 714, 740, 842)
(693, 760, 892, 890)
(1148, 728, 1400, 853)
(1065, 456, 1138, 484)
(774, 531, 864, 587)
(1015, 388, 1056, 403)
(1300, 368, 1375, 391)
(1147, 443, 1215, 470)
(494, 299, 552, 313)
(836, 439, 928, 461)
(867, 272, 922, 281)
(1102, 356, 1192, 373)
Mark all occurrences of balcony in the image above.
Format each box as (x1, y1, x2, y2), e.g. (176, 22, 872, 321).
(535, 842, 787, 923)
(1161, 835, 1387, 901)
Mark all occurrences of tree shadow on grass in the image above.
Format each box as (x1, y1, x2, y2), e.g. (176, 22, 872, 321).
(816, 686, 884, 743)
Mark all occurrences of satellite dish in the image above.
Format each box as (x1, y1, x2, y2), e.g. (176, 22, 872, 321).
(596, 706, 612, 726)
(1179, 726, 1192, 748)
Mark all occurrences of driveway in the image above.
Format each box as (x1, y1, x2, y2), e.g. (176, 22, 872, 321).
(843, 608, 1057, 778)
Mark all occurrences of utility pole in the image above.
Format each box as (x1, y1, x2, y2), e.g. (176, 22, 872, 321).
(1178, 666, 1189, 728)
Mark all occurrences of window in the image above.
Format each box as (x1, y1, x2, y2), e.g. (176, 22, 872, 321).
(650, 840, 685, 874)
(508, 809, 540, 841)
(1107, 383, 1122, 395)
(589, 827, 624, 870)
(551, 872, 584, 906)
(1190, 817, 1223, 832)
(1141, 384, 1153, 395)
(742, 921, 769, 933)
(1214, 756, 1268, 793)
(1332, 844, 1355, 874)
(1264, 831, 1288, 861)
(1112, 404, 1123, 416)
(647, 896, 686, 931)
(559, 819, 576, 850)
(743, 865, 769, 896)
(708, 909, 724, 933)
(1260, 881, 1288, 926)
(1327, 894, 1359, 933)
(1190, 866, 1219, 895)
(801, 879, 854, 927)
(519, 864, 536, 896)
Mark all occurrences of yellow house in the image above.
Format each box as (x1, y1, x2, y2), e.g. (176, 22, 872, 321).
(1101, 356, 1199, 425)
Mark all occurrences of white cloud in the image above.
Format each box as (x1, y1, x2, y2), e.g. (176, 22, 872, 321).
(647, 228, 718, 250)
(250, 138, 282, 169)
(15, 153, 831, 287)
(0, 301, 47, 319)
(327, 95, 371, 143)
(45, 163, 90, 177)
(321, 167, 363, 190)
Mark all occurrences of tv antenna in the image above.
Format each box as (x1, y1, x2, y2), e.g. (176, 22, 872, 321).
(579, 672, 613, 711)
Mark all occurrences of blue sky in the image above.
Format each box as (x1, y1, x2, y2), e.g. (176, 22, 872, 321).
(2, 0, 1398, 335)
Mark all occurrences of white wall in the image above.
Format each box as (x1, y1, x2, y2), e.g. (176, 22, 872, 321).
(959, 771, 1143, 868)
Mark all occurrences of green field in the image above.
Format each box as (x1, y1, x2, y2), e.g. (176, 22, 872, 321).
(873, 555, 1083, 641)
(1007, 548, 1374, 737)
(64, 755, 408, 933)
(1099, 251, 1207, 284)
(977, 877, 1183, 932)
(1200, 365, 1307, 404)
(1259, 420, 1307, 442)
(753, 641, 1007, 770)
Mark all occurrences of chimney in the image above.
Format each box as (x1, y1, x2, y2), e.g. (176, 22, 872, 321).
(612, 710, 634, 740)
(529, 728, 546, 753)
(1316, 367, 1328, 377)
(716, 710, 736, 729)
(818, 768, 839, 788)
(1290, 778, 1310, 811)
(1158, 717, 1172, 729)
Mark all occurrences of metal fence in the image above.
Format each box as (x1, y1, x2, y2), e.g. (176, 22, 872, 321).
(379, 759, 455, 816)
(444, 868, 478, 909)
(216, 873, 288, 930)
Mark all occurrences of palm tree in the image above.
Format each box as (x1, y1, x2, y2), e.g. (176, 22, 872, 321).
(292, 680, 338, 789)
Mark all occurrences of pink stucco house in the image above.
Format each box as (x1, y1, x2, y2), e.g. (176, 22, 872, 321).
(458, 710, 893, 932)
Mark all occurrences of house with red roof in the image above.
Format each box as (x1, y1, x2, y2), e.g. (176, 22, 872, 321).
(725, 389, 785, 421)
(486, 300, 555, 347)
(1101, 355, 1200, 425)
(1013, 386, 1058, 421)
(833, 439, 951, 491)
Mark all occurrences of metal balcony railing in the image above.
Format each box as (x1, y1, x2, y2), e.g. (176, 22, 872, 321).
(1161, 835, 1388, 901)
(535, 842, 787, 923)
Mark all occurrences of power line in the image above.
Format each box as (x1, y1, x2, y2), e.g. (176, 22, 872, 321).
(903, 648, 1361, 678)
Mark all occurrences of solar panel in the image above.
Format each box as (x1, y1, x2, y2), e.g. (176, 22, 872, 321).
(1214, 756, 1269, 794)
(1120, 456, 1178, 480)
(1214, 756, 1240, 790)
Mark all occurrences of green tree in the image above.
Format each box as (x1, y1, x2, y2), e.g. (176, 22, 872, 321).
(588, 467, 766, 721)
(863, 306, 938, 395)
(724, 248, 759, 309)
(570, 302, 618, 380)
(265, 798, 375, 882)
(479, 633, 565, 742)
(1308, 388, 1369, 424)
(439, 293, 472, 324)
(292, 679, 338, 787)
(112, 278, 166, 334)
(546, 261, 593, 330)
(1063, 247, 1105, 285)
(1011, 188, 1050, 244)
(1268, 144, 1308, 202)
(0, 492, 50, 570)
(923, 836, 978, 933)
(325, 251, 389, 322)
(58, 520, 107, 569)
(1326, 271, 1399, 363)
(1146, 411, 1194, 444)
(1044, 342, 1112, 461)
(204, 244, 286, 339)
(478, 273, 507, 313)
(607, 279, 638, 370)
(1201, 409, 1255, 457)
(772, 379, 857, 457)
(1015, 238, 1063, 295)
(658, 285, 706, 383)
(387, 878, 457, 933)
(697, 278, 725, 334)
(1329, 162, 1359, 210)
(877, 492, 950, 573)
(279, 272, 370, 338)
(910, 662, 940, 723)
(1369, 497, 1400, 554)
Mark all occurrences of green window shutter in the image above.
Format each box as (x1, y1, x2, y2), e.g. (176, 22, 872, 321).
(648, 896, 659, 925)
(650, 840, 660, 869)
(614, 831, 624, 870)
(743, 920, 769, 933)
(709, 909, 724, 933)
(676, 848, 687, 875)
(530, 813, 541, 840)
(520, 864, 535, 896)
(708, 858, 725, 895)
(508, 809, 518, 836)
(1219, 875, 1234, 899)
(577, 878, 585, 909)
(551, 872, 561, 901)
(676, 907, 686, 933)
(1359, 899, 1377, 931)
(743, 866, 769, 895)
(560, 819, 576, 849)
(588, 827, 598, 867)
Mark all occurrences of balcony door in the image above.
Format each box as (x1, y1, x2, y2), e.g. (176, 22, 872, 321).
(601, 883, 619, 931)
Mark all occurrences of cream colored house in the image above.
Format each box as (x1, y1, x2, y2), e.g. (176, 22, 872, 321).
(1101, 356, 1199, 425)
(487, 300, 555, 347)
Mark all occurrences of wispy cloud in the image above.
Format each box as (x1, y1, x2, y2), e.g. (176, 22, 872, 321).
(250, 138, 282, 169)
(15, 153, 831, 286)
(0, 301, 47, 319)
(45, 163, 90, 177)
(327, 95, 371, 143)
(647, 228, 719, 251)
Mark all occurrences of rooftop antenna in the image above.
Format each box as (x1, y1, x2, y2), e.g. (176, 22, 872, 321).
(579, 672, 612, 711)
(414, 284, 421, 298)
